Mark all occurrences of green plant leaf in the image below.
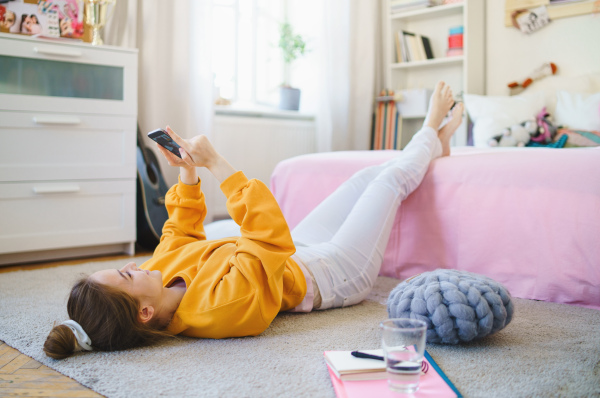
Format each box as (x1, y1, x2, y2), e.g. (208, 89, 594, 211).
(279, 22, 306, 64)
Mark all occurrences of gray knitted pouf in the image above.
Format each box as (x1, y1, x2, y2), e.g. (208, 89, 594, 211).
(387, 269, 514, 344)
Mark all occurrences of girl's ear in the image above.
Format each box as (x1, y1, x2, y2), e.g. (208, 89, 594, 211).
(139, 306, 155, 324)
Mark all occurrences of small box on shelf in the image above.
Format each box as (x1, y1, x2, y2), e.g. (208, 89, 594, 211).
(396, 88, 433, 118)
(446, 25, 463, 57)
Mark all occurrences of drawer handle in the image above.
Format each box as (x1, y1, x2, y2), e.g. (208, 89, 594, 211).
(33, 116, 82, 125)
(33, 185, 81, 194)
(33, 46, 83, 58)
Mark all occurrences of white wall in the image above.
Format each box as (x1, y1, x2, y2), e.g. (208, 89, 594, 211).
(485, 1, 600, 96)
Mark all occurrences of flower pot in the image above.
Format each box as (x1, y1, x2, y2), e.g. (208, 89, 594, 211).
(279, 86, 301, 111)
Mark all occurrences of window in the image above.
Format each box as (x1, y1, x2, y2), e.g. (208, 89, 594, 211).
(211, 0, 285, 107)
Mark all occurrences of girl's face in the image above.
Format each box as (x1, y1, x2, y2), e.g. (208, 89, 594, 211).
(1, 11, 15, 29)
(90, 262, 165, 309)
(22, 15, 32, 32)
(60, 17, 73, 35)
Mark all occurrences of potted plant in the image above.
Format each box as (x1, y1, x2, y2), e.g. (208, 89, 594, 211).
(278, 22, 306, 111)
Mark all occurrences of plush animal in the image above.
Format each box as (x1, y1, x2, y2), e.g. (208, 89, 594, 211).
(489, 119, 537, 147)
(529, 106, 558, 144)
(507, 62, 557, 95)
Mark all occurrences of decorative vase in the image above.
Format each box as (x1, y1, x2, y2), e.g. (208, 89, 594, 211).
(279, 86, 301, 111)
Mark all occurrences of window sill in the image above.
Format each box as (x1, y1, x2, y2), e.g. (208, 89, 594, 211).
(214, 104, 315, 121)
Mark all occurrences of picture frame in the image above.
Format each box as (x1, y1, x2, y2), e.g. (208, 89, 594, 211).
(0, 0, 83, 38)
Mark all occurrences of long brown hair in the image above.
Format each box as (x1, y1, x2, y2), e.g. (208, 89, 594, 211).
(43, 277, 172, 359)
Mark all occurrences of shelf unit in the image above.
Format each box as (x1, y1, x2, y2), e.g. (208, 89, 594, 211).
(382, 0, 485, 146)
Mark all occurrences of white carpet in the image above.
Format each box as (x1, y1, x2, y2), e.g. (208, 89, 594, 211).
(1, 256, 599, 398)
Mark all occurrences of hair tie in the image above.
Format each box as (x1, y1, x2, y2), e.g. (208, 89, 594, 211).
(62, 320, 93, 351)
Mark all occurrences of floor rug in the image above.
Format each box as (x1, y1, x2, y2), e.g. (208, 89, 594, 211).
(1, 256, 599, 397)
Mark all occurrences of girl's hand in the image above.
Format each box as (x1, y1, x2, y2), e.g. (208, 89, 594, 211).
(154, 139, 190, 169)
(162, 126, 221, 169)
(160, 126, 237, 183)
(155, 126, 196, 185)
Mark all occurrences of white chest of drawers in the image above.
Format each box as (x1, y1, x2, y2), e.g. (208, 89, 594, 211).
(0, 33, 138, 265)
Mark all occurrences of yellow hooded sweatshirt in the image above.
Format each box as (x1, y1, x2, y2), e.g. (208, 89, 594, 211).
(140, 171, 307, 339)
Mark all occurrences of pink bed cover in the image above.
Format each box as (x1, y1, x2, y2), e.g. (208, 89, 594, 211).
(271, 147, 600, 310)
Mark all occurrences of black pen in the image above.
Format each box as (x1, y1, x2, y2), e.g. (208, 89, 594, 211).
(351, 351, 429, 373)
(351, 351, 384, 361)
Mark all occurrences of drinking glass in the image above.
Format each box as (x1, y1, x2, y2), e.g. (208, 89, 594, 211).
(380, 318, 427, 394)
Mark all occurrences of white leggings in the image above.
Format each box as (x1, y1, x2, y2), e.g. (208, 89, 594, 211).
(292, 126, 442, 310)
(203, 126, 442, 310)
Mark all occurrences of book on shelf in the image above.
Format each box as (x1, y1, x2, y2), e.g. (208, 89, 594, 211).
(396, 31, 434, 63)
(422, 36, 434, 59)
(390, 0, 434, 14)
(371, 90, 402, 150)
(404, 31, 421, 61)
(390, 0, 430, 4)
(325, 349, 463, 398)
(395, 32, 404, 63)
(401, 31, 413, 61)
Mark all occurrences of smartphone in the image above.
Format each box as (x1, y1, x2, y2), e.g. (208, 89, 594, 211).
(147, 129, 182, 158)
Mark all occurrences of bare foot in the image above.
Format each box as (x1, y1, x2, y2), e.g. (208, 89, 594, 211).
(438, 102, 464, 156)
(424, 81, 454, 131)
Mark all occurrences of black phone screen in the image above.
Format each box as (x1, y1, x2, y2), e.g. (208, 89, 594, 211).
(147, 129, 182, 158)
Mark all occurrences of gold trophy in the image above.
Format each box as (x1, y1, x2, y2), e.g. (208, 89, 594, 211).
(83, 0, 116, 46)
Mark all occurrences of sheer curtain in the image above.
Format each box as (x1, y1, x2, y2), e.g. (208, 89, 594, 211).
(314, 0, 383, 152)
(104, 0, 216, 216)
(104, 0, 382, 217)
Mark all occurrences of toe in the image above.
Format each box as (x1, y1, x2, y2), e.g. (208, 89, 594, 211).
(435, 81, 445, 93)
(441, 86, 451, 102)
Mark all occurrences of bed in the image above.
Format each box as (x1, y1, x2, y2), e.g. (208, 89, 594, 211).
(270, 146, 600, 310)
(269, 76, 600, 310)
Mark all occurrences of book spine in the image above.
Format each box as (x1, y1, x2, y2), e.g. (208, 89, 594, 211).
(408, 34, 420, 61)
(421, 36, 434, 59)
(375, 101, 384, 150)
(381, 101, 389, 150)
(371, 113, 376, 150)
(402, 32, 412, 61)
(395, 31, 403, 63)
(416, 34, 427, 61)
(394, 110, 402, 150)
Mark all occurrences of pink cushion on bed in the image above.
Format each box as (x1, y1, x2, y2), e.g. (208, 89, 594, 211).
(271, 147, 600, 310)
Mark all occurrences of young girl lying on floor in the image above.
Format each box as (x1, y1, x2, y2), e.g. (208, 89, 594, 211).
(44, 82, 463, 359)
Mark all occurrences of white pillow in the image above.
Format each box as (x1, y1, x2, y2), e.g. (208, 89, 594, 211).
(525, 73, 600, 115)
(464, 92, 545, 147)
(554, 90, 600, 131)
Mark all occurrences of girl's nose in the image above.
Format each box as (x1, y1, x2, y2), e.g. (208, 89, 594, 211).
(120, 262, 137, 272)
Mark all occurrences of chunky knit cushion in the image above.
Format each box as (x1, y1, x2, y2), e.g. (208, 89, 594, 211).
(387, 269, 514, 344)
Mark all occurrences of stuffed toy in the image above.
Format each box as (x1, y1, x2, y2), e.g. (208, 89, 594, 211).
(529, 106, 558, 144)
(489, 119, 537, 147)
(507, 62, 557, 94)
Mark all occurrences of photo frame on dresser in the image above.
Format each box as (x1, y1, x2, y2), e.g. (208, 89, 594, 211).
(0, 0, 83, 38)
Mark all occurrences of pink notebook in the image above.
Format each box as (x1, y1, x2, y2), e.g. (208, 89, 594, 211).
(326, 351, 461, 398)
